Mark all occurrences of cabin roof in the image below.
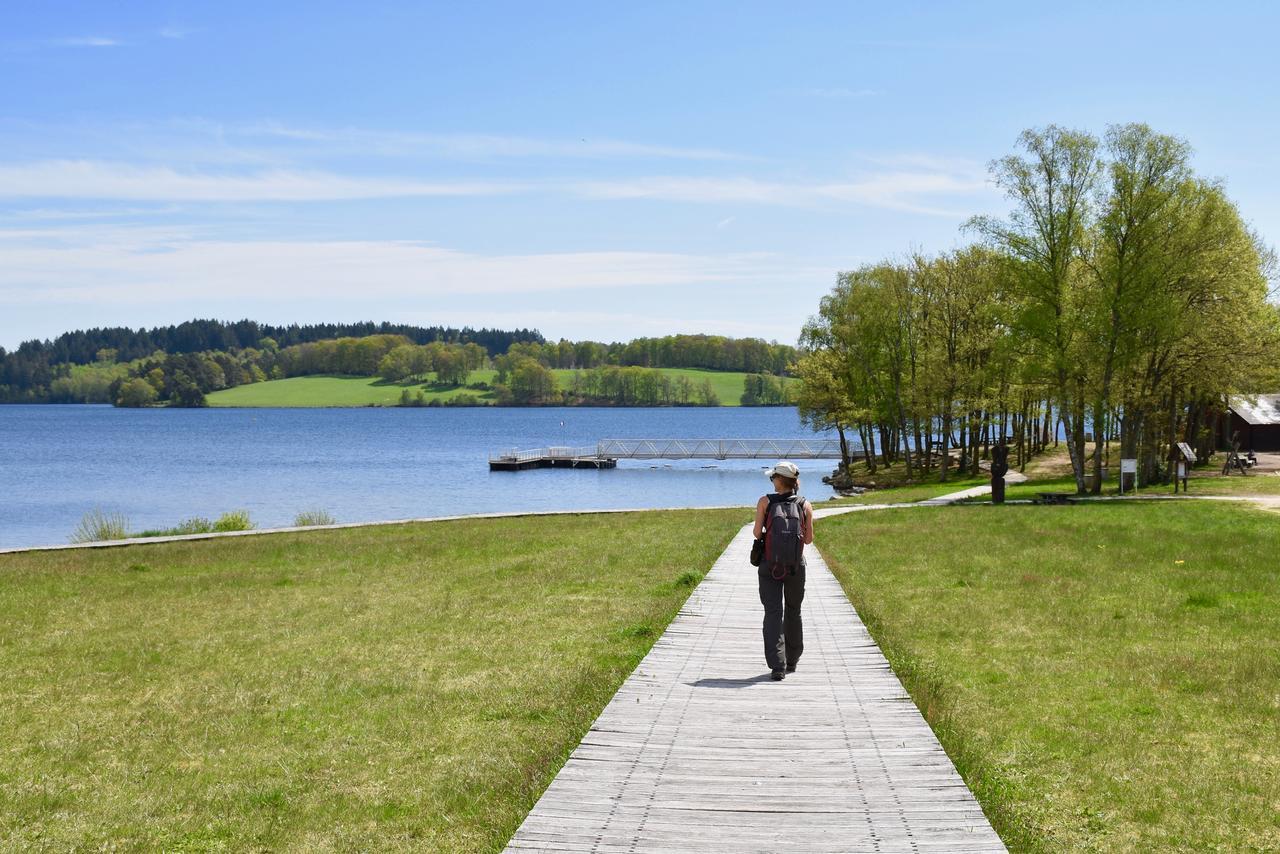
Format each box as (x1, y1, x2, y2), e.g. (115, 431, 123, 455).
(1229, 394, 1280, 426)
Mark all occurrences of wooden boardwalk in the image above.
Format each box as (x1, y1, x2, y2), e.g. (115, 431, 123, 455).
(505, 510, 1006, 852)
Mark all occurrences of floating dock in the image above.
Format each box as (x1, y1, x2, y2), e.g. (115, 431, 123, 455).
(488, 446, 617, 471)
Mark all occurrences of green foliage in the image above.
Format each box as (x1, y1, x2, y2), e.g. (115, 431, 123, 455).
(70, 508, 131, 543)
(114, 377, 158, 407)
(293, 510, 337, 527)
(509, 358, 559, 403)
(799, 122, 1280, 490)
(133, 517, 216, 538)
(740, 372, 792, 405)
(212, 510, 255, 532)
(50, 361, 132, 403)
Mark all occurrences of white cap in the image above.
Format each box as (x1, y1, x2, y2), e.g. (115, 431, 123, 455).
(766, 461, 800, 479)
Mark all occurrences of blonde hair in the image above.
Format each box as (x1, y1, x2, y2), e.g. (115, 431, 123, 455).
(772, 474, 798, 492)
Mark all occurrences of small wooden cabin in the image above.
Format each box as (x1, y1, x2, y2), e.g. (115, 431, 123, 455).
(1225, 394, 1280, 451)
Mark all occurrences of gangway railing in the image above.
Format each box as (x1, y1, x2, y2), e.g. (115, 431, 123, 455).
(594, 438, 846, 460)
(488, 445, 601, 464)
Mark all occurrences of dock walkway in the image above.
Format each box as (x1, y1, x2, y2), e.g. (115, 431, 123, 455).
(505, 488, 1007, 852)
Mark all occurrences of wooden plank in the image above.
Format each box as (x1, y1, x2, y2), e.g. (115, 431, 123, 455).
(503, 521, 1007, 852)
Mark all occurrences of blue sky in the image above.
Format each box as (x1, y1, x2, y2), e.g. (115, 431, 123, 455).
(2, 1, 1277, 351)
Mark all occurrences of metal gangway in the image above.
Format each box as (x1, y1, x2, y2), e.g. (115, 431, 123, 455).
(490, 438, 850, 470)
(595, 438, 846, 460)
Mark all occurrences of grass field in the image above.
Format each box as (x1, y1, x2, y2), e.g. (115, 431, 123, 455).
(204, 368, 796, 407)
(817, 500, 1280, 851)
(824, 473, 991, 505)
(0, 509, 745, 851)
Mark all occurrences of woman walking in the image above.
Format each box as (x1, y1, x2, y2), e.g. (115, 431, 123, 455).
(753, 461, 814, 681)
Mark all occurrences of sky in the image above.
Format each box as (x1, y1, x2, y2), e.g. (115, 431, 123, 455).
(2, 1, 1278, 351)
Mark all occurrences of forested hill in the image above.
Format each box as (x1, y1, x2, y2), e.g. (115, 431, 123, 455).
(0, 319, 543, 402)
(0, 321, 799, 405)
(1, 319, 539, 378)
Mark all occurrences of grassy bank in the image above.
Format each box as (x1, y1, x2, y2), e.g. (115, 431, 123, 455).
(817, 500, 1280, 851)
(204, 368, 795, 407)
(823, 473, 990, 505)
(0, 509, 745, 851)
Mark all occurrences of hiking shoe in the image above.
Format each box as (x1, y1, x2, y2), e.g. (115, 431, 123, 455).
(785, 663, 796, 673)
(770, 669, 785, 681)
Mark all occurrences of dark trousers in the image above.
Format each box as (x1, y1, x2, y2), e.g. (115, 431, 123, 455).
(758, 563, 805, 671)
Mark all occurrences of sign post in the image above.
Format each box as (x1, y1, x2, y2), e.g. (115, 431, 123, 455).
(1120, 458, 1137, 494)
(1172, 443, 1197, 494)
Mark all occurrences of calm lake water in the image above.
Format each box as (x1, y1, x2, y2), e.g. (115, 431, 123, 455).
(0, 405, 841, 550)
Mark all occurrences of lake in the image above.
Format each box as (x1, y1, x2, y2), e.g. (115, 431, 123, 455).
(0, 405, 842, 550)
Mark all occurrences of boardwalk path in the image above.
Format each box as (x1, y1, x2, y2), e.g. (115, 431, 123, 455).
(505, 487, 1009, 853)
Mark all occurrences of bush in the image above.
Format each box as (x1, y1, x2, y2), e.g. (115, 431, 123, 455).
(212, 510, 255, 532)
(115, 377, 158, 408)
(444, 393, 485, 407)
(293, 509, 337, 527)
(133, 517, 215, 537)
(173, 517, 215, 534)
(70, 508, 131, 543)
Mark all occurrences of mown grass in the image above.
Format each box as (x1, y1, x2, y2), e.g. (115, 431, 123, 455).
(971, 470, 1280, 502)
(823, 473, 990, 505)
(205, 368, 796, 408)
(817, 500, 1280, 852)
(0, 509, 745, 851)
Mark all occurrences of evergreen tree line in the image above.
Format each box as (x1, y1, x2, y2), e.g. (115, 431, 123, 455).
(797, 123, 1280, 492)
(0, 319, 542, 402)
(500, 334, 795, 374)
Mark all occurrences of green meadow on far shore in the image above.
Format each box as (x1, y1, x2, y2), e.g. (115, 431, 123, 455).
(205, 368, 795, 408)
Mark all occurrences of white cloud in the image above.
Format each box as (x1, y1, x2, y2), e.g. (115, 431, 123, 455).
(800, 87, 882, 99)
(0, 232, 821, 305)
(575, 171, 992, 216)
(0, 161, 528, 201)
(0, 157, 994, 215)
(50, 36, 121, 47)
(240, 123, 755, 162)
(157, 26, 196, 39)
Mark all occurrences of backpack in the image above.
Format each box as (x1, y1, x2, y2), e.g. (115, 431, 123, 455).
(763, 493, 805, 579)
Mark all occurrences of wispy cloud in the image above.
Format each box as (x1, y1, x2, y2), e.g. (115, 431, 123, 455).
(0, 231, 814, 304)
(239, 122, 755, 162)
(157, 26, 197, 40)
(799, 87, 882, 99)
(50, 36, 122, 48)
(0, 157, 992, 214)
(575, 171, 992, 216)
(0, 160, 528, 201)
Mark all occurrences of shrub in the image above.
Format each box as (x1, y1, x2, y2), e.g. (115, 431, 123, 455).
(133, 517, 214, 537)
(293, 509, 337, 527)
(115, 377, 158, 408)
(173, 517, 215, 535)
(70, 508, 131, 543)
(212, 510, 255, 532)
